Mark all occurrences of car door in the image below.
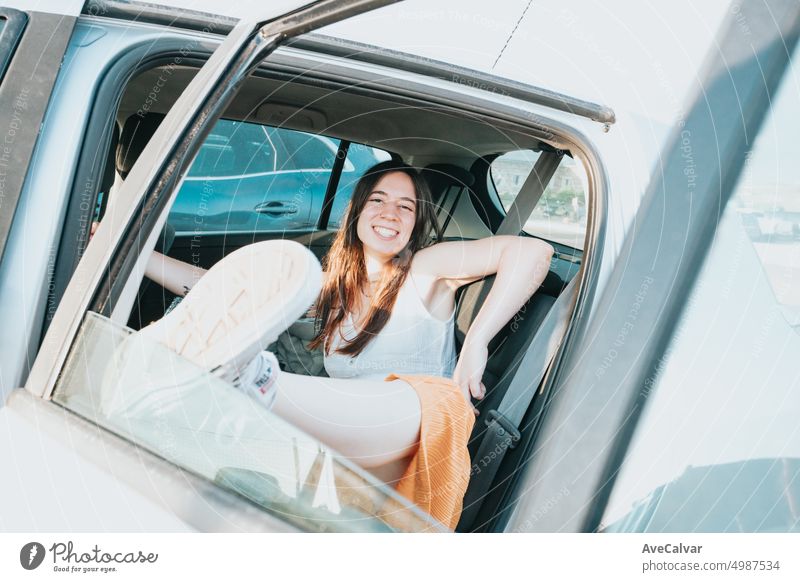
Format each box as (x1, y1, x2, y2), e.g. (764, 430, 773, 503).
(14, 0, 443, 533)
(491, 0, 800, 533)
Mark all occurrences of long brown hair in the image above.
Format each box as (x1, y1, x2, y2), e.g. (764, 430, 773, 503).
(309, 160, 441, 356)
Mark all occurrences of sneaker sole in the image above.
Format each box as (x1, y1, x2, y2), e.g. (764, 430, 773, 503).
(139, 239, 322, 378)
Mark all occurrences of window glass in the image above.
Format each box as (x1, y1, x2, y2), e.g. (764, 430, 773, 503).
(328, 143, 392, 229)
(489, 151, 588, 249)
(168, 121, 391, 235)
(602, 47, 800, 533)
(0, 16, 14, 82)
(267, 128, 337, 172)
(53, 312, 438, 533)
(186, 120, 275, 178)
(169, 121, 342, 234)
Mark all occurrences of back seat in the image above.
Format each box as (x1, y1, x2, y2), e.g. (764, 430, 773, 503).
(455, 270, 566, 400)
(418, 163, 572, 470)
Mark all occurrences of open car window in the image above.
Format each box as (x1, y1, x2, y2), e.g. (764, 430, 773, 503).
(168, 119, 390, 234)
(25, 1, 447, 533)
(489, 150, 588, 250)
(52, 312, 438, 532)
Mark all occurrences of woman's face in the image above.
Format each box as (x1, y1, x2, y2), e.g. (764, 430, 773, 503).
(356, 171, 418, 263)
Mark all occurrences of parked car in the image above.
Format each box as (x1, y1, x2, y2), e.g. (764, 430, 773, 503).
(167, 119, 391, 234)
(0, 0, 798, 533)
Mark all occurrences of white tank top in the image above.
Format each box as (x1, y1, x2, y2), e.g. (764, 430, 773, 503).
(323, 275, 456, 380)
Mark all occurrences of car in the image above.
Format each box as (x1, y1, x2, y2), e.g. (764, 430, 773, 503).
(0, 0, 798, 534)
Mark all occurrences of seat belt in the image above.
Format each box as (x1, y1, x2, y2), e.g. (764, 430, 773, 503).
(455, 150, 563, 348)
(496, 150, 562, 236)
(458, 276, 579, 528)
(455, 149, 573, 528)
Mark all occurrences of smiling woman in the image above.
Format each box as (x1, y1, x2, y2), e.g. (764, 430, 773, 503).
(311, 161, 441, 360)
(126, 160, 553, 527)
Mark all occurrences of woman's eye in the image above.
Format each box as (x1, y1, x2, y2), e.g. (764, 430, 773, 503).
(369, 197, 383, 204)
(401, 205, 414, 212)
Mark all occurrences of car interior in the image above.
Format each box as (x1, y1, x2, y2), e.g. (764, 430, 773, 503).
(56, 53, 587, 531)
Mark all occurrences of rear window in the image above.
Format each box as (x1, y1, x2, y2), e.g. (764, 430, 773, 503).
(489, 150, 587, 249)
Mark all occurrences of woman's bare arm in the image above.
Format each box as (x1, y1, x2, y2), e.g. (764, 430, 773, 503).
(413, 236, 554, 401)
(92, 221, 206, 297)
(145, 251, 207, 297)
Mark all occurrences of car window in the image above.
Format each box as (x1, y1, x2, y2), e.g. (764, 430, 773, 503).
(52, 312, 438, 532)
(328, 142, 392, 229)
(186, 120, 276, 178)
(266, 127, 338, 172)
(167, 120, 390, 235)
(489, 150, 588, 249)
(169, 120, 333, 234)
(602, 47, 800, 533)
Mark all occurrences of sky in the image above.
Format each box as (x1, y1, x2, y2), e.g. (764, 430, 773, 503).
(20, 0, 739, 159)
(124, 0, 734, 127)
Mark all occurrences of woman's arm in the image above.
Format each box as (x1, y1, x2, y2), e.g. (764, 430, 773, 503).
(92, 221, 206, 297)
(413, 236, 554, 401)
(145, 251, 207, 297)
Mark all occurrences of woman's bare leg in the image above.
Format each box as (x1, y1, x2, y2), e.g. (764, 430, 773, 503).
(271, 371, 421, 471)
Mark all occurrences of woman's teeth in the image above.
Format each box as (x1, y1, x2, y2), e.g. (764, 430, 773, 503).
(373, 226, 398, 238)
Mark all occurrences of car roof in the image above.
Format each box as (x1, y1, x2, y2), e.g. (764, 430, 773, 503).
(82, 0, 615, 125)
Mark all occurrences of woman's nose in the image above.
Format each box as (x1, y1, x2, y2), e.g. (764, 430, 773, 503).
(379, 202, 399, 219)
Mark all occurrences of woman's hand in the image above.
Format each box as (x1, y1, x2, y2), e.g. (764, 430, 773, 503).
(453, 340, 488, 415)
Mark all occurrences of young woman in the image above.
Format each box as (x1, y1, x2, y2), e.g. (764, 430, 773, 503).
(133, 160, 554, 527)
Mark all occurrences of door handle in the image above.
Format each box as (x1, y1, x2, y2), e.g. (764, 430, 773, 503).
(254, 201, 299, 217)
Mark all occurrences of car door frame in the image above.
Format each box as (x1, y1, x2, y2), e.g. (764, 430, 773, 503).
(498, 0, 800, 533)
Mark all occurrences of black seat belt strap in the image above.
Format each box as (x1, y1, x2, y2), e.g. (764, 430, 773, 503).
(459, 276, 578, 527)
(456, 150, 563, 345)
(440, 185, 465, 234)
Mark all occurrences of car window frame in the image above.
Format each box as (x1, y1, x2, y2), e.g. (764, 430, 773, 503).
(19, 0, 450, 535)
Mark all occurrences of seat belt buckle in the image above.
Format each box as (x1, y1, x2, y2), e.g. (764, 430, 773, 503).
(485, 410, 521, 449)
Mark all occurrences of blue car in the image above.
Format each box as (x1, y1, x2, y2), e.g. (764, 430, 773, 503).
(167, 119, 391, 234)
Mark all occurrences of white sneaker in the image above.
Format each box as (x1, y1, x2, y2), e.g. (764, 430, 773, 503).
(102, 240, 321, 417)
(140, 239, 321, 380)
(233, 350, 281, 409)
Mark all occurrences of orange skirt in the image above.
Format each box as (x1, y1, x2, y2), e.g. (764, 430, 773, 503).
(386, 374, 475, 530)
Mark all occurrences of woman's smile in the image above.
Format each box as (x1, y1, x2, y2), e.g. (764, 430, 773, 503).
(356, 171, 418, 261)
(372, 225, 400, 240)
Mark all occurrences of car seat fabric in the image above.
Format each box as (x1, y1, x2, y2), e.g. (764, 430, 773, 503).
(421, 163, 475, 235)
(421, 163, 475, 207)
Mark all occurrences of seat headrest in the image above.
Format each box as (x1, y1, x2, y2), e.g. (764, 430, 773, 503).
(116, 113, 166, 178)
(421, 164, 475, 204)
